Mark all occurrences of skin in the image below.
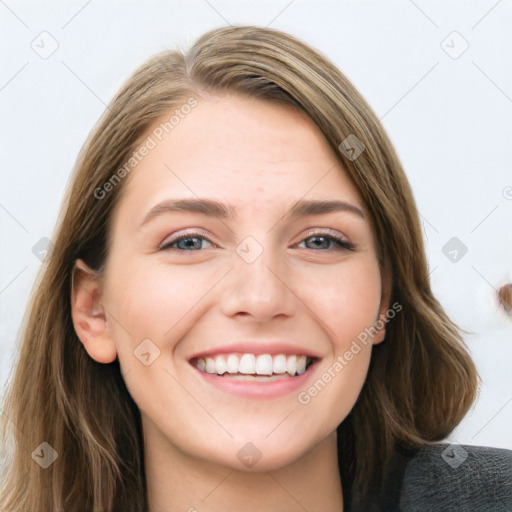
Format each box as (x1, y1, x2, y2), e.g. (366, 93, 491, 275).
(71, 93, 390, 511)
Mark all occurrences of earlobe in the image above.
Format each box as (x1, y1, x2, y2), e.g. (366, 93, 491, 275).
(71, 259, 117, 364)
(372, 314, 387, 345)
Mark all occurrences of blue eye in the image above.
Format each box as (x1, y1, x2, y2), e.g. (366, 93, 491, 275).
(160, 234, 214, 251)
(299, 234, 354, 251)
(160, 231, 353, 252)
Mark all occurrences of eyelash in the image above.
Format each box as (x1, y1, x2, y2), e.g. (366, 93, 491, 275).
(159, 230, 354, 252)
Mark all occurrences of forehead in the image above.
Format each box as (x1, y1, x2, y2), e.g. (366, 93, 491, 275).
(114, 93, 365, 224)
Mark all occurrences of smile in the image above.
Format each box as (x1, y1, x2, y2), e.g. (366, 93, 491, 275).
(192, 353, 315, 379)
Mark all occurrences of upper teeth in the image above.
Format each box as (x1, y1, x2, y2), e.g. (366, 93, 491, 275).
(196, 354, 309, 376)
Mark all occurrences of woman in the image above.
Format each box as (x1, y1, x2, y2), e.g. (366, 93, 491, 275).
(1, 25, 509, 511)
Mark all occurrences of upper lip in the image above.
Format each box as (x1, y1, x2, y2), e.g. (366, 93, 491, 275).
(188, 341, 321, 361)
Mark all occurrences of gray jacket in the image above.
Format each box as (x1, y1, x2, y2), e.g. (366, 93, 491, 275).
(347, 443, 512, 511)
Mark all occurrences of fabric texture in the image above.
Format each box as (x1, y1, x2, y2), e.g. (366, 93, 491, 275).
(346, 442, 512, 511)
(398, 443, 512, 511)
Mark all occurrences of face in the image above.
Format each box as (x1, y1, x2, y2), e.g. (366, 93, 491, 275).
(75, 93, 390, 472)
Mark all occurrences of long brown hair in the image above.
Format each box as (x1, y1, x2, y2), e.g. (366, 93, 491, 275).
(0, 25, 479, 511)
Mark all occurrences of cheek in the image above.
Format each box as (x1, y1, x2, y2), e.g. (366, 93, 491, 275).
(101, 262, 209, 415)
(296, 262, 380, 426)
(102, 260, 222, 351)
(299, 259, 383, 349)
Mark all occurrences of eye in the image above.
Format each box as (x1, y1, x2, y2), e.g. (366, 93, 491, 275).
(159, 230, 354, 252)
(298, 231, 354, 251)
(159, 231, 215, 251)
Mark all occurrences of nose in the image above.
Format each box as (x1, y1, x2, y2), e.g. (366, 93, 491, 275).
(219, 243, 297, 323)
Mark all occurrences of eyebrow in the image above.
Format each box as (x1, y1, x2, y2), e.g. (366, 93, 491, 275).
(139, 197, 366, 227)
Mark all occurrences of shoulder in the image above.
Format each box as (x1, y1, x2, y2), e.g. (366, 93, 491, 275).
(399, 442, 512, 511)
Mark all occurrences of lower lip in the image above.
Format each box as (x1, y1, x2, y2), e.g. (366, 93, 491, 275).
(192, 362, 319, 399)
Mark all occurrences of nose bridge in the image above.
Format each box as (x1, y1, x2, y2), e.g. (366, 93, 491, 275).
(219, 234, 295, 321)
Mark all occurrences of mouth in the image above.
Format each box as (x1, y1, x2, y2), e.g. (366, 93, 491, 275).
(190, 353, 317, 382)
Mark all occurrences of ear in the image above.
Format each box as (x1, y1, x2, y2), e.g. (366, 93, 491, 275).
(70, 259, 117, 363)
(373, 271, 392, 346)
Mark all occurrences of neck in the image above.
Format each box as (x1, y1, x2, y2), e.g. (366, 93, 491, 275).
(143, 423, 344, 512)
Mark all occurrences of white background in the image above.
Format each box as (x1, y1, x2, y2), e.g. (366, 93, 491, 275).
(1, 0, 511, 450)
